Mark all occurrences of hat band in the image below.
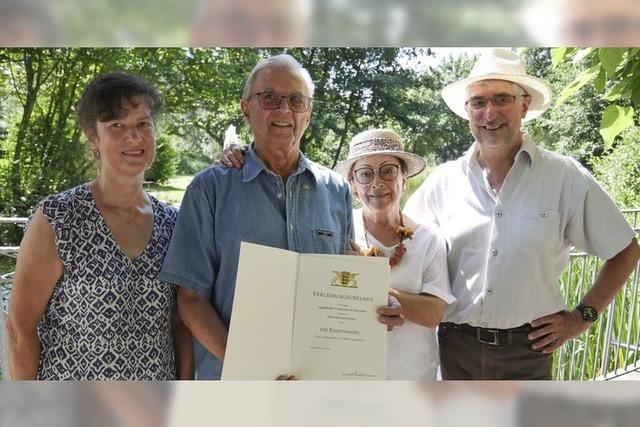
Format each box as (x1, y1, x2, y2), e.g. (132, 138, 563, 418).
(349, 138, 404, 158)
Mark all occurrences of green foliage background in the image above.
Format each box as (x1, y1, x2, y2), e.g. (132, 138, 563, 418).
(0, 47, 638, 239)
(0, 47, 639, 380)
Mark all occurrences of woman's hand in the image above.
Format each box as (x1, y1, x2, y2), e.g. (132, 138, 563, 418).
(218, 144, 248, 169)
(377, 294, 405, 331)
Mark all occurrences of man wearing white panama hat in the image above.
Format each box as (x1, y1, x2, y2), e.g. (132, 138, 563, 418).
(405, 48, 640, 380)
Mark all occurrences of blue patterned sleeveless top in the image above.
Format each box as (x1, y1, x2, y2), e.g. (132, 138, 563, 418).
(35, 183, 178, 380)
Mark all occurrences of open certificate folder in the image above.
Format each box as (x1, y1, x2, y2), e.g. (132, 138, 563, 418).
(221, 242, 390, 380)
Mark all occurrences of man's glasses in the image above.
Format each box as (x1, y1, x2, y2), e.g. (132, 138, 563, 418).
(353, 164, 400, 185)
(248, 91, 312, 113)
(465, 94, 527, 111)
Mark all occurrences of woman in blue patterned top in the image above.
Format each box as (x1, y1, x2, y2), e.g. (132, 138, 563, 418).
(5, 72, 193, 380)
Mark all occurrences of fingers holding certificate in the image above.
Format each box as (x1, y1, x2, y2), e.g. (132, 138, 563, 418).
(222, 242, 390, 380)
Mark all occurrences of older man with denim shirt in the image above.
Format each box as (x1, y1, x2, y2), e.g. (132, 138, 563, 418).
(160, 54, 401, 379)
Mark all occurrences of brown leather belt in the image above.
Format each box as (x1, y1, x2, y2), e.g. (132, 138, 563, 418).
(440, 322, 533, 346)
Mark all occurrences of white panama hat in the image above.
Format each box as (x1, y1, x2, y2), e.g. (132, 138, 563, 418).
(334, 128, 426, 179)
(441, 48, 553, 122)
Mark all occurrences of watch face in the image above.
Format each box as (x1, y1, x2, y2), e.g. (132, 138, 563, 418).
(582, 305, 598, 322)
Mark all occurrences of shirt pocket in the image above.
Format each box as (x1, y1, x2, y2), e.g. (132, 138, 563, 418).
(516, 207, 561, 258)
(311, 228, 344, 254)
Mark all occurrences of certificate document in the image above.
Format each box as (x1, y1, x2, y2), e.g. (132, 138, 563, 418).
(221, 242, 390, 380)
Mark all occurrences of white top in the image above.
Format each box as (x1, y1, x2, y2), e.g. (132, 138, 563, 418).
(404, 134, 635, 329)
(354, 209, 455, 380)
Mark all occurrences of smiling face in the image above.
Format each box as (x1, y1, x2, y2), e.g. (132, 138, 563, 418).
(87, 96, 156, 179)
(350, 155, 407, 214)
(241, 64, 312, 157)
(465, 79, 531, 151)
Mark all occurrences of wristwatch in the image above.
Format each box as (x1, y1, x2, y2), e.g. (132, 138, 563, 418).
(577, 303, 598, 322)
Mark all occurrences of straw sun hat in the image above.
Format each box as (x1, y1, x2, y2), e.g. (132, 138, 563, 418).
(441, 48, 553, 122)
(334, 129, 426, 179)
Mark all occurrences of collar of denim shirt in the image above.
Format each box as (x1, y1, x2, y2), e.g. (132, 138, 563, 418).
(242, 143, 317, 186)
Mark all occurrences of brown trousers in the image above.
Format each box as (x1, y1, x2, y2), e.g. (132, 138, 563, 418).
(438, 323, 553, 380)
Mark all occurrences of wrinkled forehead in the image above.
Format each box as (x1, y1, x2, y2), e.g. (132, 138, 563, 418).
(250, 65, 310, 96)
(466, 79, 522, 97)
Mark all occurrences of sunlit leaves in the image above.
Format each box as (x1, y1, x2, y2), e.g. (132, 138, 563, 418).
(599, 105, 635, 150)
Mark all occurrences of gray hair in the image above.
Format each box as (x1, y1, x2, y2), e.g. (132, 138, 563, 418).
(242, 54, 315, 100)
(511, 82, 528, 96)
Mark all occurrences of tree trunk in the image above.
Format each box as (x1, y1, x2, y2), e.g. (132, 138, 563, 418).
(10, 51, 43, 210)
(331, 94, 358, 169)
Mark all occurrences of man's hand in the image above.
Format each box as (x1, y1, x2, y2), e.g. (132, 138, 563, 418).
(275, 374, 297, 380)
(529, 309, 590, 354)
(219, 144, 248, 169)
(377, 294, 405, 331)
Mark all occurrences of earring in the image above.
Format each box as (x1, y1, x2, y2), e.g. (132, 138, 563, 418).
(92, 149, 100, 160)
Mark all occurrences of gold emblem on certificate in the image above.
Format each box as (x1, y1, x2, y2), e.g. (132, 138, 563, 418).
(331, 271, 359, 288)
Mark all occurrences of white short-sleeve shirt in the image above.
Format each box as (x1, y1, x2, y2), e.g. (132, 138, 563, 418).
(404, 134, 635, 329)
(353, 209, 455, 379)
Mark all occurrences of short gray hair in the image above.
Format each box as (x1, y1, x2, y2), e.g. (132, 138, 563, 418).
(511, 82, 528, 96)
(242, 54, 315, 100)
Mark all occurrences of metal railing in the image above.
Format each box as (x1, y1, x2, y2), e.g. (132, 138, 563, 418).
(0, 212, 639, 381)
(553, 209, 640, 380)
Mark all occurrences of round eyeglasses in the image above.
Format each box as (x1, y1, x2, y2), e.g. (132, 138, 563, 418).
(248, 91, 312, 113)
(353, 164, 400, 185)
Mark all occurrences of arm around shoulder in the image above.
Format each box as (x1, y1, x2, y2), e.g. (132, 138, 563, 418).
(5, 208, 63, 379)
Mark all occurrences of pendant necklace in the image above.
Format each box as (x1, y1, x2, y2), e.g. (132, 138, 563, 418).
(361, 210, 413, 267)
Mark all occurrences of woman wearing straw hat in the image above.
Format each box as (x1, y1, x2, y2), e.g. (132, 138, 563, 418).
(335, 128, 455, 380)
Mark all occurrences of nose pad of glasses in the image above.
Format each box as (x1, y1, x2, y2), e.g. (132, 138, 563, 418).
(277, 97, 292, 112)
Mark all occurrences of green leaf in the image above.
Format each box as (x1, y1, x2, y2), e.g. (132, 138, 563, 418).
(557, 64, 601, 104)
(631, 80, 640, 106)
(598, 48, 627, 76)
(594, 67, 606, 93)
(551, 48, 568, 66)
(604, 80, 630, 101)
(599, 105, 635, 150)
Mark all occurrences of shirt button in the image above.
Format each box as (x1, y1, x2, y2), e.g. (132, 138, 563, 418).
(480, 322, 488, 328)
(491, 248, 498, 256)
(303, 184, 311, 190)
(487, 288, 494, 294)
(495, 211, 503, 218)
(540, 211, 548, 218)
(277, 193, 284, 199)
(289, 224, 294, 230)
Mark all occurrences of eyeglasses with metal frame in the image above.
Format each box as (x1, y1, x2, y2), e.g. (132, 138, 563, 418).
(465, 94, 528, 111)
(248, 91, 312, 113)
(353, 164, 401, 185)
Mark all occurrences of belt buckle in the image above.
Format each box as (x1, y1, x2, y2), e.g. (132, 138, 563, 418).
(477, 328, 500, 345)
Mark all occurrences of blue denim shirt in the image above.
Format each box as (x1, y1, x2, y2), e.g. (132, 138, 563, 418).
(159, 146, 354, 379)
